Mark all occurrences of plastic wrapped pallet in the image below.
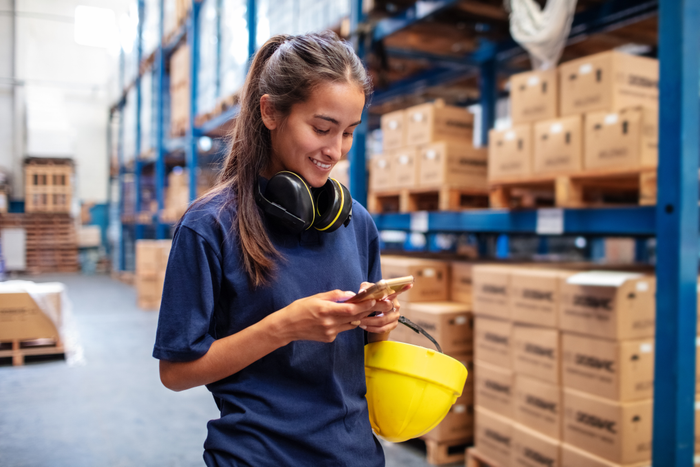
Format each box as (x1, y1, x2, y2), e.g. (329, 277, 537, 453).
(142, 0, 161, 57)
(140, 70, 155, 156)
(163, 0, 178, 39)
(0, 281, 83, 366)
(123, 87, 137, 165)
(220, 0, 249, 98)
(197, 0, 218, 116)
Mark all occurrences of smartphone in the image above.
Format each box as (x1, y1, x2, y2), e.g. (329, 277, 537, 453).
(345, 275, 414, 304)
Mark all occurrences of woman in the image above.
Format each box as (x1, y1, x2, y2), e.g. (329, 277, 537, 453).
(153, 31, 406, 466)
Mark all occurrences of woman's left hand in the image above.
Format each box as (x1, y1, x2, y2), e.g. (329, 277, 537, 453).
(357, 282, 413, 338)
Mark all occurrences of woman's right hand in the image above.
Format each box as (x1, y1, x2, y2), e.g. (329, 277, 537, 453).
(273, 290, 377, 345)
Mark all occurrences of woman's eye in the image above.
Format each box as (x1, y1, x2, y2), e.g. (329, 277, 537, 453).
(343, 132, 353, 138)
(314, 127, 330, 135)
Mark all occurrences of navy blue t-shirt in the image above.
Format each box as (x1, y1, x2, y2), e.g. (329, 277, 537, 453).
(153, 184, 384, 467)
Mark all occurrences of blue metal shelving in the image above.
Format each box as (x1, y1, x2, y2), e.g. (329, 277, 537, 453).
(109, 0, 699, 461)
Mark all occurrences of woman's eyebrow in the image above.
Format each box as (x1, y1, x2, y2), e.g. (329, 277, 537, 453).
(314, 114, 362, 127)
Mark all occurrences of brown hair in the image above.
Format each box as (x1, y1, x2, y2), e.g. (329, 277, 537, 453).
(201, 31, 372, 288)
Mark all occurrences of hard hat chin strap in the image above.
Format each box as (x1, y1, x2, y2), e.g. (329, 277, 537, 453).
(398, 316, 443, 354)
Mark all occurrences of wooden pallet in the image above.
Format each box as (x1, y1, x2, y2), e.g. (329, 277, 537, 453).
(465, 448, 501, 467)
(0, 338, 65, 366)
(422, 437, 473, 465)
(489, 167, 657, 209)
(0, 213, 79, 273)
(368, 186, 489, 214)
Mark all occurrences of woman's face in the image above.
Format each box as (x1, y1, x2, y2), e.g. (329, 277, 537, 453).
(261, 81, 365, 188)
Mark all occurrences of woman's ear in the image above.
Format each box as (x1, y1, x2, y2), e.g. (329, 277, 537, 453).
(260, 94, 278, 130)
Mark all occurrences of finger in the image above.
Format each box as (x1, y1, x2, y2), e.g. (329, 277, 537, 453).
(320, 289, 358, 302)
(350, 320, 361, 326)
(386, 283, 413, 300)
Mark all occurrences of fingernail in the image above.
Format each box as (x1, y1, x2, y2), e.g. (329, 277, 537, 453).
(359, 325, 367, 330)
(344, 291, 356, 297)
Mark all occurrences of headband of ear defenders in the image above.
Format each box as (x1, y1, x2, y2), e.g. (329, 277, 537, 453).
(255, 172, 353, 234)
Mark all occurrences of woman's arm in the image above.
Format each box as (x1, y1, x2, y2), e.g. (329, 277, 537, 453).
(160, 289, 379, 391)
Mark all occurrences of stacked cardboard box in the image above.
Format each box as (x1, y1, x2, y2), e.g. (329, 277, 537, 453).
(559, 271, 656, 465)
(135, 240, 172, 310)
(372, 100, 486, 193)
(489, 50, 659, 182)
(381, 255, 475, 444)
(471, 264, 665, 466)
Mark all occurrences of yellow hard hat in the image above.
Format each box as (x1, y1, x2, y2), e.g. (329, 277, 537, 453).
(364, 340, 468, 443)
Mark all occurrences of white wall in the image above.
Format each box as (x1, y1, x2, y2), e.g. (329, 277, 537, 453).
(0, 0, 15, 193)
(7, 0, 128, 203)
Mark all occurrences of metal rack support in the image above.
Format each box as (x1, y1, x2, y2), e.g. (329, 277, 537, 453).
(186, 0, 202, 202)
(155, 0, 167, 239)
(349, 0, 368, 207)
(653, 0, 699, 463)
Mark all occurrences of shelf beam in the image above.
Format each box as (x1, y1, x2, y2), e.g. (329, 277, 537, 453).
(372, 0, 462, 42)
(372, 207, 658, 236)
(653, 0, 699, 464)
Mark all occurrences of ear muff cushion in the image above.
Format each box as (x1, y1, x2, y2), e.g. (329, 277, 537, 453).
(264, 172, 315, 231)
(313, 178, 352, 232)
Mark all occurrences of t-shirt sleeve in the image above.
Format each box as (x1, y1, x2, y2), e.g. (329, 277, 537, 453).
(153, 224, 222, 362)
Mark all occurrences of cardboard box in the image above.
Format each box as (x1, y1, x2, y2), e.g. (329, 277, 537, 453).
(135, 240, 172, 277)
(488, 125, 533, 181)
(533, 115, 583, 175)
(453, 353, 475, 404)
(405, 100, 474, 146)
(473, 264, 512, 319)
(136, 273, 166, 299)
(0, 290, 61, 341)
(77, 226, 102, 248)
(510, 69, 559, 124)
(583, 107, 658, 171)
(417, 141, 488, 189)
(423, 403, 474, 442)
(563, 389, 652, 464)
(511, 422, 561, 467)
(393, 146, 419, 189)
(475, 361, 514, 418)
(450, 261, 475, 306)
(562, 333, 654, 402)
(558, 51, 658, 117)
(369, 154, 395, 192)
(475, 406, 514, 467)
(475, 316, 513, 369)
(510, 268, 572, 328)
(512, 324, 561, 384)
(514, 374, 562, 440)
(401, 302, 473, 354)
(380, 109, 406, 151)
(558, 271, 655, 340)
(380, 256, 449, 303)
(389, 302, 414, 344)
(560, 443, 652, 467)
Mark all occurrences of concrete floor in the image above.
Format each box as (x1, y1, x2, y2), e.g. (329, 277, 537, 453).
(0, 273, 464, 467)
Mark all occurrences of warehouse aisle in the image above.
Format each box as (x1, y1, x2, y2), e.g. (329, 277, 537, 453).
(0, 274, 458, 467)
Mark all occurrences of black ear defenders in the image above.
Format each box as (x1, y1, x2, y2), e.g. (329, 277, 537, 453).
(255, 171, 353, 234)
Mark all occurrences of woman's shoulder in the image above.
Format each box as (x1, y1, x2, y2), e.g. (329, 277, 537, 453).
(350, 199, 377, 233)
(178, 188, 236, 239)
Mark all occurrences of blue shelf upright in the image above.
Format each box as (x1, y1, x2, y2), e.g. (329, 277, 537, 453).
(134, 0, 146, 242)
(155, 0, 167, 239)
(186, 0, 202, 203)
(348, 0, 368, 207)
(653, 0, 699, 464)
